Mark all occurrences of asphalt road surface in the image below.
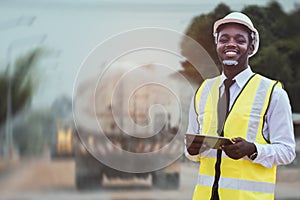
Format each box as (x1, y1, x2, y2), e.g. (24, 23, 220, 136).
(0, 158, 299, 200)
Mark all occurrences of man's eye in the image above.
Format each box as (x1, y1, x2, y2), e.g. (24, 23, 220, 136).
(236, 38, 246, 44)
(218, 38, 228, 43)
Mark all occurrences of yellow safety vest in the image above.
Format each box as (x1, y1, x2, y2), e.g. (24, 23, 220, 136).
(193, 74, 281, 200)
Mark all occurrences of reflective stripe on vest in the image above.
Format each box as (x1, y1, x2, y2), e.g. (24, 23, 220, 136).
(194, 77, 221, 135)
(197, 174, 275, 194)
(193, 74, 280, 199)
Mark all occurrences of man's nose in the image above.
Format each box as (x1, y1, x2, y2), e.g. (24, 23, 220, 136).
(225, 38, 237, 47)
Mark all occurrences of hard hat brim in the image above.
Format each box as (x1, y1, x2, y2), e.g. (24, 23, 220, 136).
(213, 18, 257, 35)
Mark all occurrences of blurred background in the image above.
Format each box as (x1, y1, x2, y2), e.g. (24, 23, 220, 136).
(0, 0, 300, 199)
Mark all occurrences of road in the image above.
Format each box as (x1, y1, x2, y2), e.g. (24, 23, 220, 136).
(0, 158, 198, 200)
(0, 158, 299, 200)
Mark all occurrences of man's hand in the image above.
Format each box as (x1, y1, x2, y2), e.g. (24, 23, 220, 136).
(221, 137, 256, 160)
(185, 135, 210, 155)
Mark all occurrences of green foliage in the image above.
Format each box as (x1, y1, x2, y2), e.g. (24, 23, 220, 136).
(180, 1, 300, 111)
(0, 73, 8, 125)
(0, 48, 43, 124)
(180, 3, 230, 84)
(51, 95, 72, 118)
(13, 109, 55, 156)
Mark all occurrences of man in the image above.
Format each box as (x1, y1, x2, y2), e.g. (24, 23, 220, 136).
(185, 12, 296, 200)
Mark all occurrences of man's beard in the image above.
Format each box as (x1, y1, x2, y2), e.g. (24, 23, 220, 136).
(222, 60, 238, 66)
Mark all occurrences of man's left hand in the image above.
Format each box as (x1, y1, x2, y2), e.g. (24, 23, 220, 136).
(221, 137, 256, 160)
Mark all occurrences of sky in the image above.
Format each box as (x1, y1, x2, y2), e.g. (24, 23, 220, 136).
(1, 0, 299, 108)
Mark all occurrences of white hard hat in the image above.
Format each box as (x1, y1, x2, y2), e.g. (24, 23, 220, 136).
(213, 12, 259, 57)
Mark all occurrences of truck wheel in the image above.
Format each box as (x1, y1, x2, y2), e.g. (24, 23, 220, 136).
(75, 152, 103, 191)
(152, 172, 179, 190)
(76, 174, 102, 190)
(166, 173, 180, 189)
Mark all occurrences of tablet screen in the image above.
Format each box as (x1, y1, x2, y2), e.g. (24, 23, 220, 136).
(185, 133, 233, 149)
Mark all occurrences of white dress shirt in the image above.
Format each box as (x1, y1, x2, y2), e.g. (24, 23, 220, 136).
(186, 67, 296, 168)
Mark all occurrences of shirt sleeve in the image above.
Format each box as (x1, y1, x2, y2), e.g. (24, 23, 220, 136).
(184, 97, 201, 162)
(253, 86, 296, 168)
(187, 96, 199, 134)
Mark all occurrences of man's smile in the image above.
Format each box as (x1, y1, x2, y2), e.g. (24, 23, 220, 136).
(224, 49, 239, 56)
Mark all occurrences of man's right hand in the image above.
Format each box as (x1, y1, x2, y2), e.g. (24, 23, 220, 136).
(185, 135, 210, 155)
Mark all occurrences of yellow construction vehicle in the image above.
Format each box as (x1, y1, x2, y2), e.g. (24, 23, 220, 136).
(51, 119, 74, 159)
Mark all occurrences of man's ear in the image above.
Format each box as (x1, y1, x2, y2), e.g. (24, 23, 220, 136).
(248, 43, 254, 55)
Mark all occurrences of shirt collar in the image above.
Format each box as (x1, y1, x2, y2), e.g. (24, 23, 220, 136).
(220, 66, 255, 88)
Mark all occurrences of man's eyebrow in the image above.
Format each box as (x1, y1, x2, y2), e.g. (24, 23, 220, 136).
(235, 33, 247, 38)
(218, 33, 247, 38)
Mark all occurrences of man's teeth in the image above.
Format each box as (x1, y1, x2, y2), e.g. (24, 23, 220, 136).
(225, 51, 237, 55)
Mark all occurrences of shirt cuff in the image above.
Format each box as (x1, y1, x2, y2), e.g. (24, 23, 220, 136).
(251, 143, 272, 168)
(184, 149, 200, 162)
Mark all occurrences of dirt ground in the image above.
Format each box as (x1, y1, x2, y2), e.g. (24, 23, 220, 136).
(0, 158, 299, 200)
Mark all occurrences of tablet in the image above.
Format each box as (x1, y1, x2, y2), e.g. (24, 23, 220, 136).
(185, 133, 233, 149)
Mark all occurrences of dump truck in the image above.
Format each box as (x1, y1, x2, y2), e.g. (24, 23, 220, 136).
(73, 62, 183, 190)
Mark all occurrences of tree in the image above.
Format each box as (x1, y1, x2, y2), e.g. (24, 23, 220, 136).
(180, 2, 300, 112)
(13, 109, 55, 156)
(0, 48, 43, 125)
(180, 3, 231, 84)
(51, 95, 72, 119)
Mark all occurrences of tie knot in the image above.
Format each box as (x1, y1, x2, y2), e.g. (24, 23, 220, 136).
(224, 79, 235, 89)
